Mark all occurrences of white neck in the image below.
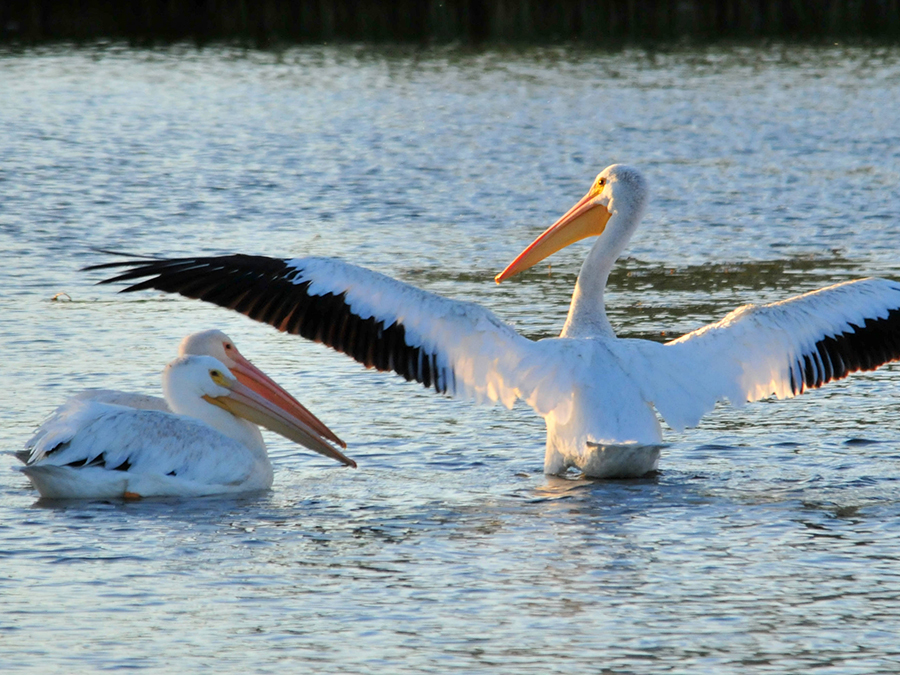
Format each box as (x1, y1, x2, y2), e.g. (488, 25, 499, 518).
(560, 206, 641, 339)
(163, 374, 267, 457)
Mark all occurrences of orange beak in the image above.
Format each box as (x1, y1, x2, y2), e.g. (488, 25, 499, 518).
(204, 376, 356, 468)
(495, 190, 611, 283)
(225, 346, 347, 450)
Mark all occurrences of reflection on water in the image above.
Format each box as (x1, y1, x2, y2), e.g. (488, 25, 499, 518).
(1, 43, 900, 673)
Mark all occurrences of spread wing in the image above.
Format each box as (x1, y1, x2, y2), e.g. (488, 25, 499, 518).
(90, 254, 576, 416)
(634, 278, 900, 430)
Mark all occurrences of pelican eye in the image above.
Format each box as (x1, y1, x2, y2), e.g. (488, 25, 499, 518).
(224, 343, 233, 351)
(209, 369, 231, 386)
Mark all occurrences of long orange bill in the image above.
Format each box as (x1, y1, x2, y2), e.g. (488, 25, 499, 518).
(226, 347, 347, 449)
(495, 191, 611, 283)
(204, 379, 356, 468)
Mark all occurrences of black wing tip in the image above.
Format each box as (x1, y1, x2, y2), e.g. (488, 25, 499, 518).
(83, 251, 289, 271)
(86, 251, 457, 397)
(82, 248, 168, 273)
(796, 306, 900, 393)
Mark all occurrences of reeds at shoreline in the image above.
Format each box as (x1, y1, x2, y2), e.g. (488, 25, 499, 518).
(2, 0, 899, 44)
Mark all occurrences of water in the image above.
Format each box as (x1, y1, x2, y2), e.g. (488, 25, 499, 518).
(1, 43, 900, 673)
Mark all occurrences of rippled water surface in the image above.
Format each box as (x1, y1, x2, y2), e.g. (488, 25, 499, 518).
(2, 43, 900, 673)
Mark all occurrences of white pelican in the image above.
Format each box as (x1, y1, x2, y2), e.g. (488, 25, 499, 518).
(17, 330, 347, 459)
(37, 329, 346, 450)
(89, 165, 900, 478)
(20, 353, 354, 499)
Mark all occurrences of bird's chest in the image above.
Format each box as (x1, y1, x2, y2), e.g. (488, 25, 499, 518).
(550, 341, 663, 446)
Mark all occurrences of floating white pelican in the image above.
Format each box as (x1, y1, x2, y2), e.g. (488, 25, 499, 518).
(39, 329, 347, 451)
(90, 165, 900, 478)
(20, 350, 354, 499)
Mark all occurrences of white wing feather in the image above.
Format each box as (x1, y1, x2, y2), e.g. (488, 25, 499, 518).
(93, 256, 900, 442)
(292, 258, 578, 417)
(634, 278, 900, 431)
(23, 398, 259, 487)
(18, 390, 169, 464)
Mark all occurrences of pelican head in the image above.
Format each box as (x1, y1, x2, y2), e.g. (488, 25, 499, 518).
(495, 164, 648, 283)
(164, 354, 355, 467)
(180, 329, 346, 450)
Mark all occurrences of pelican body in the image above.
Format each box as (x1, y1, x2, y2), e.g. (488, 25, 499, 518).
(20, 337, 353, 499)
(89, 166, 900, 478)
